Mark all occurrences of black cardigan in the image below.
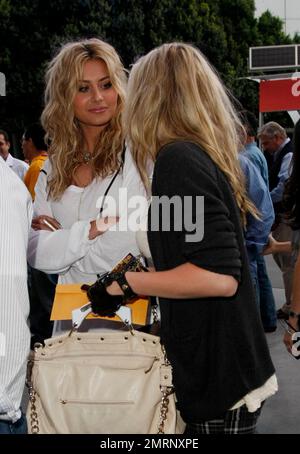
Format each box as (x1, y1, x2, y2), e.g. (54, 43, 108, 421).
(148, 142, 275, 423)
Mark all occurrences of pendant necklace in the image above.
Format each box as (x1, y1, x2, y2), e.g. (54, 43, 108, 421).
(82, 151, 93, 164)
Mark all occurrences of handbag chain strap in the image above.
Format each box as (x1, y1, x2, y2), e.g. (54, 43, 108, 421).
(157, 344, 174, 434)
(150, 298, 174, 434)
(26, 359, 40, 434)
(151, 298, 159, 324)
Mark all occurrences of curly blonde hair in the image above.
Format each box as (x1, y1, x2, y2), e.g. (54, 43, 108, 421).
(124, 42, 256, 225)
(41, 38, 127, 200)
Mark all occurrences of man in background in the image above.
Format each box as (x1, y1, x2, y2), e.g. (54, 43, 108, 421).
(0, 129, 28, 180)
(21, 123, 56, 348)
(240, 111, 277, 333)
(258, 121, 294, 319)
(0, 159, 32, 434)
(22, 123, 48, 200)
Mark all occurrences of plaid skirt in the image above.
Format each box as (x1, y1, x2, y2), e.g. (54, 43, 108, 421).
(184, 404, 263, 435)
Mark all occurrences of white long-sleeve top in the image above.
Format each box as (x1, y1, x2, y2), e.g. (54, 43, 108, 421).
(0, 160, 32, 422)
(28, 149, 147, 284)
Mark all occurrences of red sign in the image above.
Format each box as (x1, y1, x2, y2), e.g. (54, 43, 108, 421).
(259, 78, 300, 112)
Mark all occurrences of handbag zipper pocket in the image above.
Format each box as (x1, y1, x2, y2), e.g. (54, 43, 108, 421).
(38, 353, 160, 373)
(60, 399, 134, 405)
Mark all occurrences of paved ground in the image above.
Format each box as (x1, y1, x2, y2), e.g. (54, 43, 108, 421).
(257, 256, 299, 434)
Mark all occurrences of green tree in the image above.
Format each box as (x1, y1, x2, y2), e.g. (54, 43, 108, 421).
(109, 0, 145, 66)
(1, 0, 298, 140)
(257, 10, 291, 46)
(0, 0, 111, 135)
(143, 0, 227, 68)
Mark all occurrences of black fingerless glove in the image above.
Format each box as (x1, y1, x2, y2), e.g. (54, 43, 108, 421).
(81, 254, 147, 317)
(81, 278, 123, 317)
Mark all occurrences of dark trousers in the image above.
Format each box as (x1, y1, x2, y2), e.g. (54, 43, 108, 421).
(29, 267, 57, 347)
(248, 253, 277, 329)
(257, 255, 277, 329)
(0, 413, 27, 434)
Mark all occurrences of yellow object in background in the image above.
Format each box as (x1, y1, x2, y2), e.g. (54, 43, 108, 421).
(23, 153, 48, 200)
(51, 284, 150, 325)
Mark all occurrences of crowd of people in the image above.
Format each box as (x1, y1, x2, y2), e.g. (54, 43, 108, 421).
(0, 37, 299, 435)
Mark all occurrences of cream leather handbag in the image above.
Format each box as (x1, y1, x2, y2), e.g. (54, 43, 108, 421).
(27, 305, 184, 434)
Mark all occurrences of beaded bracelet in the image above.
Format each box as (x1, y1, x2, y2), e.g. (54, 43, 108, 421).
(102, 253, 148, 302)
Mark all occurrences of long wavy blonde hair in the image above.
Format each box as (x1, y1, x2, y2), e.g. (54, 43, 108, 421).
(124, 42, 256, 225)
(42, 38, 127, 199)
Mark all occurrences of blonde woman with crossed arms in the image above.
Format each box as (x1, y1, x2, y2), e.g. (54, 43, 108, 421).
(28, 39, 146, 332)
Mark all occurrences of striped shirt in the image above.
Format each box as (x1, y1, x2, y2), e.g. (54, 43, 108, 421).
(0, 160, 32, 422)
(5, 153, 29, 181)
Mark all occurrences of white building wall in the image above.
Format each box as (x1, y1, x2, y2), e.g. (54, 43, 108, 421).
(255, 0, 300, 36)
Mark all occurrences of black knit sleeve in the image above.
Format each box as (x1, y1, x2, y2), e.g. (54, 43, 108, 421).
(153, 142, 242, 280)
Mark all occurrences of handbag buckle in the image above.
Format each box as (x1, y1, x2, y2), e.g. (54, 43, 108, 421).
(71, 302, 134, 335)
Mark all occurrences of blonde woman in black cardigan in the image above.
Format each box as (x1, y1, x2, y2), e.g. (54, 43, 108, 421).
(90, 43, 277, 434)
